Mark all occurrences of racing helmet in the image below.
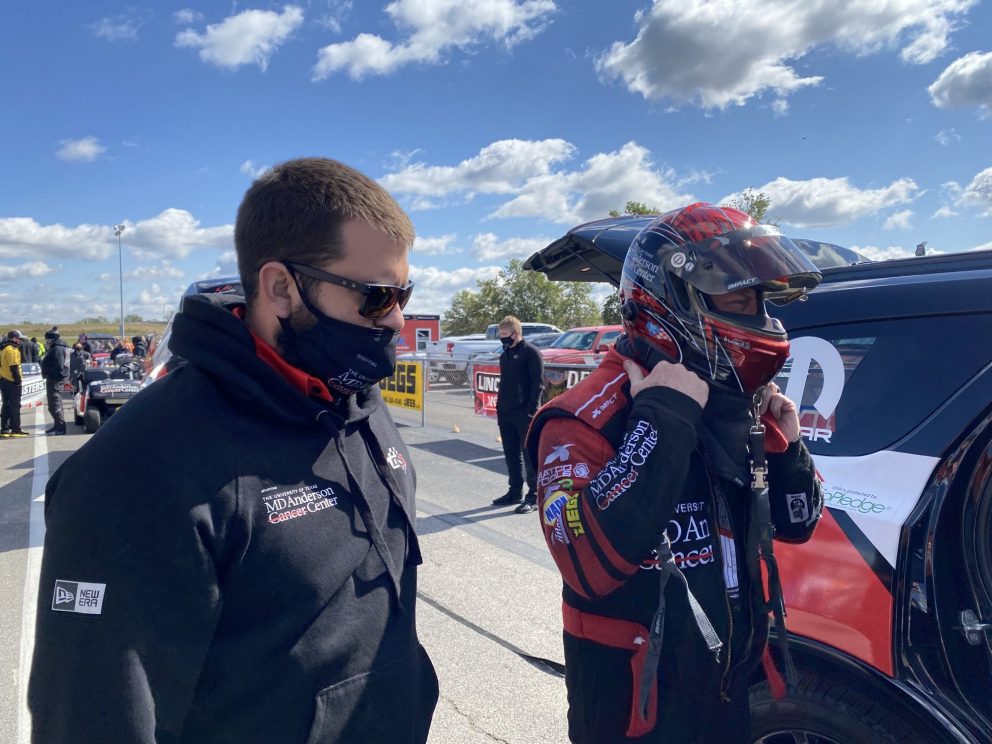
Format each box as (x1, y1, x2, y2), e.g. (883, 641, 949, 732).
(619, 202, 821, 394)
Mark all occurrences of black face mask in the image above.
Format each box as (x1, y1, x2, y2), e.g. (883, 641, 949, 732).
(500, 336, 514, 349)
(279, 276, 397, 397)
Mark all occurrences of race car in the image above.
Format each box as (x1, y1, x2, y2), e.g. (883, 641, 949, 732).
(74, 356, 144, 433)
(526, 218, 992, 744)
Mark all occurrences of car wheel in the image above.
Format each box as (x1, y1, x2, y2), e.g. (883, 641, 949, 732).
(750, 673, 929, 744)
(84, 407, 101, 434)
(74, 410, 84, 425)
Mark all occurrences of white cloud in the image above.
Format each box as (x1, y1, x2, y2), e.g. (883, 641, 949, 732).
(313, 0, 557, 80)
(957, 166, 992, 215)
(413, 234, 461, 255)
(928, 50, 992, 114)
(384, 139, 693, 224)
(884, 209, 914, 230)
(489, 141, 694, 224)
(725, 176, 920, 228)
(381, 139, 575, 197)
(934, 128, 961, 146)
(0, 211, 231, 265)
(90, 11, 148, 41)
(771, 99, 790, 116)
(56, 136, 106, 162)
(932, 205, 958, 218)
(317, 0, 353, 33)
(0, 261, 55, 281)
(174, 9, 204, 25)
(106, 262, 186, 282)
(240, 159, 271, 178)
(850, 244, 916, 261)
(0, 218, 115, 260)
(199, 250, 240, 281)
(176, 5, 304, 71)
(596, 0, 976, 109)
(125, 209, 233, 260)
(405, 264, 502, 314)
(471, 233, 552, 261)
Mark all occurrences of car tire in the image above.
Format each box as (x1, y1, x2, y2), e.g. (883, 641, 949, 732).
(74, 410, 84, 425)
(750, 672, 930, 744)
(84, 407, 101, 434)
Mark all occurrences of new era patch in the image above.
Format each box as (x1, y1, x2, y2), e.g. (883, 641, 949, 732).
(52, 580, 106, 615)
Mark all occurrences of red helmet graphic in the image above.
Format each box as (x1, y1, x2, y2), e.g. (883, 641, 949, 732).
(619, 203, 822, 394)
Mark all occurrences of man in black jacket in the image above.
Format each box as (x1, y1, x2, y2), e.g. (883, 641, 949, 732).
(492, 314, 545, 513)
(40, 328, 68, 435)
(527, 203, 824, 743)
(31, 158, 438, 743)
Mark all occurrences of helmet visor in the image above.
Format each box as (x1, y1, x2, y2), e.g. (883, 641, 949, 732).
(668, 225, 821, 301)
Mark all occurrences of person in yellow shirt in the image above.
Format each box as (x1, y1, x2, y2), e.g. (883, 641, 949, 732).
(1, 330, 29, 437)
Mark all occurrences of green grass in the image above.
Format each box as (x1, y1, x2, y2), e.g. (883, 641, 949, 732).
(7, 322, 169, 341)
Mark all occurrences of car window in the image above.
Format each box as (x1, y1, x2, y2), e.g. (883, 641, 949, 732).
(600, 330, 621, 346)
(773, 314, 992, 457)
(552, 331, 596, 350)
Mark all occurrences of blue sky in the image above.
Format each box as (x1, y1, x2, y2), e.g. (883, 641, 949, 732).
(1, 0, 990, 324)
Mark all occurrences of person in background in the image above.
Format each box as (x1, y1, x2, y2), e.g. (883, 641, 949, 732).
(20, 336, 36, 364)
(131, 335, 147, 358)
(40, 328, 68, 435)
(31, 157, 438, 744)
(69, 343, 91, 395)
(109, 338, 126, 361)
(78, 333, 92, 354)
(0, 330, 29, 438)
(492, 314, 544, 514)
(36, 335, 47, 359)
(527, 203, 824, 743)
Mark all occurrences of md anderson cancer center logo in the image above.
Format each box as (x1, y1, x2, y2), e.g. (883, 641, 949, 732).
(261, 483, 339, 525)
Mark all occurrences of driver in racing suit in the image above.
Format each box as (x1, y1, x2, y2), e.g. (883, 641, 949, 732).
(526, 203, 824, 743)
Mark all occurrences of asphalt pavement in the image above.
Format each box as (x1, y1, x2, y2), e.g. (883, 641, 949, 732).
(0, 404, 568, 744)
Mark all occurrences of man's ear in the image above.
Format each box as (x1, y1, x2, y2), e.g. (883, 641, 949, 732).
(256, 262, 298, 319)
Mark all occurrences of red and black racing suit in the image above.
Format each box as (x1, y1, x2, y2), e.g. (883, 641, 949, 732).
(526, 345, 821, 743)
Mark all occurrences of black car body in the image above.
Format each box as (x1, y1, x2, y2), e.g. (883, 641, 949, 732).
(526, 224, 992, 743)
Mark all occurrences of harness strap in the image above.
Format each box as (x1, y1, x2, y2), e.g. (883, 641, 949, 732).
(636, 536, 723, 722)
(750, 391, 798, 688)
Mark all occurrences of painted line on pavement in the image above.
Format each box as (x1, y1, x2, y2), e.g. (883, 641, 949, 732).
(17, 408, 47, 744)
(417, 591, 565, 679)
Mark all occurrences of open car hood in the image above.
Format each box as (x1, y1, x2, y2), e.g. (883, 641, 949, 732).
(523, 215, 651, 287)
(523, 215, 868, 286)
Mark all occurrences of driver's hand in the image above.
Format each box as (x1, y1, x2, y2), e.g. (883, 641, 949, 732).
(758, 382, 801, 443)
(623, 359, 709, 408)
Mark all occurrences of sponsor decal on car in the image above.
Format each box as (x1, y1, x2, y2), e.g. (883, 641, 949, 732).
(812, 451, 940, 566)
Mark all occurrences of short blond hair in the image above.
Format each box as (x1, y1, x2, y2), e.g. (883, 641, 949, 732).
(499, 315, 522, 336)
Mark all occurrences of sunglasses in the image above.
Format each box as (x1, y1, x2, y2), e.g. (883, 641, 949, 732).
(284, 261, 414, 320)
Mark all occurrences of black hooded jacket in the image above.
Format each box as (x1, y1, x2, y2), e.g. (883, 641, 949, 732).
(41, 337, 69, 381)
(30, 294, 438, 744)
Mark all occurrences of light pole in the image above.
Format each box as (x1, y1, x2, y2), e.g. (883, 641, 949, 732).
(114, 223, 126, 341)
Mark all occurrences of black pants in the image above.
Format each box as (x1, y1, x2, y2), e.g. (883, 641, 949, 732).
(498, 409, 536, 495)
(0, 378, 22, 432)
(46, 379, 66, 430)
